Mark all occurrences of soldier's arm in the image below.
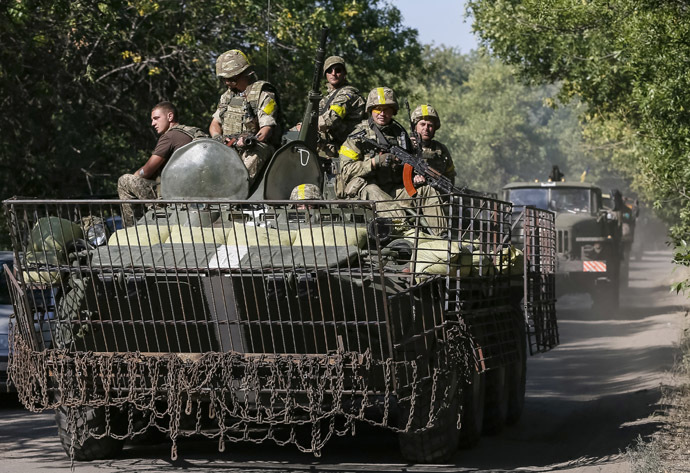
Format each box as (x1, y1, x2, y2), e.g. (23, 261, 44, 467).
(135, 154, 166, 180)
(339, 138, 375, 183)
(209, 96, 227, 138)
(320, 89, 362, 134)
(255, 90, 278, 142)
(209, 118, 223, 138)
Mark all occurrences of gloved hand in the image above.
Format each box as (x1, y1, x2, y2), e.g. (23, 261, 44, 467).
(373, 153, 394, 168)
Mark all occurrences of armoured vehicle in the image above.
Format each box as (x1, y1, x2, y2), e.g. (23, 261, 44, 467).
(3, 34, 558, 465)
(504, 181, 622, 311)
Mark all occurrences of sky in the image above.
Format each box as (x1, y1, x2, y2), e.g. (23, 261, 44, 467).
(392, 0, 479, 53)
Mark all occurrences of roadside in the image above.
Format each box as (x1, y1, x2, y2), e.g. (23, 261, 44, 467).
(627, 285, 690, 473)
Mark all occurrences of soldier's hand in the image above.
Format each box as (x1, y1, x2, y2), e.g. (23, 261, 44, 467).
(413, 175, 426, 186)
(373, 153, 394, 168)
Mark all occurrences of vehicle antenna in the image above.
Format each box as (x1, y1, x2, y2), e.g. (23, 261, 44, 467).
(266, 0, 271, 82)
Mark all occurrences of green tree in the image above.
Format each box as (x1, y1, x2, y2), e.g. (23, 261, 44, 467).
(0, 0, 421, 198)
(467, 0, 690, 240)
(410, 50, 599, 192)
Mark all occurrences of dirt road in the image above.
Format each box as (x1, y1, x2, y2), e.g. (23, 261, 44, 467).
(0, 251, 686, 473)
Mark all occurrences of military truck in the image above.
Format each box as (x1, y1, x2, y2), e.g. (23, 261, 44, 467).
(503, 181, 622, 311)
(3, 34, 558, 464)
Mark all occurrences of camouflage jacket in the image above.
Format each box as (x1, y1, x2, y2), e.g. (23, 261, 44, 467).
(318, 83, 365, 155)
(416, 139, 456, 183)
(168, 124, 207, 140)
(338, 119, 411, 195)
(212, 80, 280, 144)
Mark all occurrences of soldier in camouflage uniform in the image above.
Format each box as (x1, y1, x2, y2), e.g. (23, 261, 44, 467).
(317, 56, 365, 159)
(209, 49, 281, 185)
(118, 101, 206, 226)
(338, 88, 447, 235)
(410, 104, 456, 184)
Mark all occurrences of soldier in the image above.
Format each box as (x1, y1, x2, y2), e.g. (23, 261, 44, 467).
(209, 49, 281, 185)
(410, 104, 456, 184)
(337, 87, 447, 235)
(118, 101, 205, 226)
(317, 56, 365, 159)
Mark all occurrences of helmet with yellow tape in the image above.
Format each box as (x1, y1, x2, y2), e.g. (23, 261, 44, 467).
(215, 49, 251, 78)
(365, 87, 398, 114)
(411, 104, 441, 130)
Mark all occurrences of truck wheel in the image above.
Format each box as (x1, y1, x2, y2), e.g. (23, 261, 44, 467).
(398, 375, 460, 463)
(482, 366, 509, 435)
(458, 369, 485, 448)
(55, 406, 126, 461)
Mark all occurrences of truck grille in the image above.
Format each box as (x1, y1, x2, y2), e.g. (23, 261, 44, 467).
(557, 230, 569, 254)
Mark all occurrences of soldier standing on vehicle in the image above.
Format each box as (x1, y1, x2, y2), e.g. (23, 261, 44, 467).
(209, 49, 281, 185)
(337, 87, 447, 235)
(316, 56, 365, 159)
(410, 104, 456, 184)
(118, 101, 205, 226)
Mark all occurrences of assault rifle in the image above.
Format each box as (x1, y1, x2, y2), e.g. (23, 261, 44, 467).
(220, 133, 257, 148)
(355, 133, 467, 197)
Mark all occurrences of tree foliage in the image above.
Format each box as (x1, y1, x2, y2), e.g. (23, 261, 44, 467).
(409, 50, 600, 192)
(0, 0, 421, 202)
(467, 0, 690, 239)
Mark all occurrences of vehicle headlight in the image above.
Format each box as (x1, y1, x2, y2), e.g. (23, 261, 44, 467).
(86, 224, 107, 246)
(606, 211, 617, 221)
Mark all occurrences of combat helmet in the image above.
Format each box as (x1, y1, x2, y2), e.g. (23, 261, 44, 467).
(290, 183, 323, 201)
(323, 56, 346, 76)
(411, 104, 441, 130)
(365, 87, 398, 113)
(216, 49, 251, 78)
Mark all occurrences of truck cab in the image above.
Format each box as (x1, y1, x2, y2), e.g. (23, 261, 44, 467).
(503, 181, 622, 311)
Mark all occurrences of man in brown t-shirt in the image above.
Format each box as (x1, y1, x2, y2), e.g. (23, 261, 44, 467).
(118, 101, 203, 225)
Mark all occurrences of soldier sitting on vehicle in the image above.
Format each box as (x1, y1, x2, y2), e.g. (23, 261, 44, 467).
(410, 104, 456, 184)
(209, 49, 281, 186)
(118, 101, 206, 226)
(314, 56, 365, 161)
(337, 87, 447, 235)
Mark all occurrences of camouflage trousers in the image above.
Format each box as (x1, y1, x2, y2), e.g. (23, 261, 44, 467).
(241, 142, 273, 185)
(357, 183, 448, 236)
(117, 173, 157, 226)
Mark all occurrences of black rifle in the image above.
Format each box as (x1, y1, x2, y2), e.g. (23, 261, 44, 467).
(220, 133, 257, 148)
(355, 133, 468, 196)
(403, 98, 423, 157)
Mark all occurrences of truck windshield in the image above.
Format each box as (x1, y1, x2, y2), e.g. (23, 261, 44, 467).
(508, 188, 591, 214)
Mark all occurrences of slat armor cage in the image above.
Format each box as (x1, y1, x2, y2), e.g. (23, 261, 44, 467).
(3, 193, 557, 460)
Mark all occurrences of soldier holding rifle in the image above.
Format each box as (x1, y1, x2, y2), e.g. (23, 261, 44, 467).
(209, 49, 281, 184)
(337, 87, 447, 235)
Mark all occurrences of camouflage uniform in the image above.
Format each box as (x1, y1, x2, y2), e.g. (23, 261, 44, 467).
(213, 50, 280, 185)
(410, 104, 456, 183)
(418, 141, 456, 183)
(318, 56, 365, 158)
(338, 88, 448, 235)
(118, 124, 204, 226)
